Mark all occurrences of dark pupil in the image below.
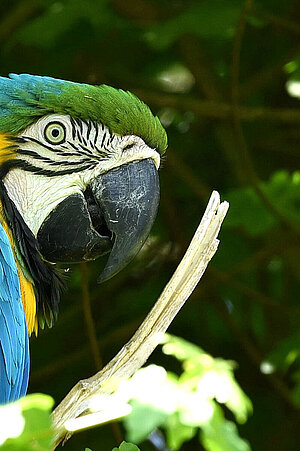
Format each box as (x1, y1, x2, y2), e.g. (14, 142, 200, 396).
(52, 128, 60, 138)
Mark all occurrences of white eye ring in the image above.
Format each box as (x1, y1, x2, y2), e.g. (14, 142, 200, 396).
(44, 122, 66, 145)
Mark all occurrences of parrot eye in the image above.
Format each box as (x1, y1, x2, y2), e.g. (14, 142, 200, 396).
(44, 122, 66, 145)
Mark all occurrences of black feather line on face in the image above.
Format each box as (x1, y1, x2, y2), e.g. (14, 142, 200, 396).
(101, 132, 107, 148)
(79, 143, 93, 155)
(21, 136, 68, 155)
(16, 148, 54, 162)
(86, 120, 92, 141)
(67, 141, 80, 151)
(0, 159, 95, 177)
(93, 120, 99, 148)
(18, 141, 101, 161)
(70, 117, 77, 140)
(0, 179, 65, 328)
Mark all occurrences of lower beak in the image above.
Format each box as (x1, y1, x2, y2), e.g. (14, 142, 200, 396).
(91, 158, 160, 282)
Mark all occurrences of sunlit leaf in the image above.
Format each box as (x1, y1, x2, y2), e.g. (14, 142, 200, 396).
(166, 412, 197, 450)
(162, 335, 252, 423)
(201, 405, 251, 451)
(112, 441, 141, 451)
(121, 335, 251, 448)
(0, 403, 25, 446)
(0, 394, 54, 450)
(161, 333, 207, 361)
(124, 400, 168, 444)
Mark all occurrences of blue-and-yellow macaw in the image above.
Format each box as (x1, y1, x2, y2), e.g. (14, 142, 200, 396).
(0, 74, 167, 403)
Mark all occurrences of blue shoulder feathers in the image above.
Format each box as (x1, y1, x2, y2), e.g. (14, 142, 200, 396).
(0, 224, 29, 403)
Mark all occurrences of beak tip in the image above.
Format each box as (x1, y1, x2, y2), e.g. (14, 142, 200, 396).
(97, 273, 107, 284)
(97, 266, 116, 284)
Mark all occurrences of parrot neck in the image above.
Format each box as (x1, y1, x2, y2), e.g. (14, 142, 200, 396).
(0, 179, 64, 332)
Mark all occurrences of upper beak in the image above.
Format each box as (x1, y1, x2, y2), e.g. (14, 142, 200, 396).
(91, 158, 160, 283)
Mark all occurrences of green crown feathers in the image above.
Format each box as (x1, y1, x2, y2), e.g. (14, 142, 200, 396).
(0, 74, 167, 153)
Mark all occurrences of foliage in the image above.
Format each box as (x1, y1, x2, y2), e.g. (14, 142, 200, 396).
(121, 334, 251, 450)
(146, 0, 242, 50)
(225, 171, 300, 236)
(0, 394, 54, 450)
(0, 335, 250, 451)
(112, 441, 141, 451)
(0, 0, 299, 449)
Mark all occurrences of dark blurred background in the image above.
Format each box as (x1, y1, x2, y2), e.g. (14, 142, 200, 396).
(1, 0, 300, 450)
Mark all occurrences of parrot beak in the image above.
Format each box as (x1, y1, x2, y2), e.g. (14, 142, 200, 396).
(90, 158, 160, 283)
(37, 158, 159, 281)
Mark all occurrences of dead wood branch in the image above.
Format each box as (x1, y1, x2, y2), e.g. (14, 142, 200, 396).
(52, 191, 229, 448)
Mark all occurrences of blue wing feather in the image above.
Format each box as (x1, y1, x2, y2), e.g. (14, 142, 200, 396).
(0, 224, 29, 403)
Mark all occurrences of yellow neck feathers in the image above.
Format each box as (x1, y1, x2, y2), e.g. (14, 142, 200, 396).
(0, 133, 17, 165)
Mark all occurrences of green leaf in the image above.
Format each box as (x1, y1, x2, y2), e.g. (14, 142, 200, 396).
(124, 400, 168, 444)
(161, 333, 206, 362)
(112, 442, 140, 451)
(224, 187, 275, 236)
(166, 412, 197, 450)
(17, 0, 118, 49)
(0, 393, 54, 450)
(145, 0, 242, 50)
(201, 406, 251, 451)
(291, 370, 300, 407)
(225, 171, 300, 236)
(121, 336, 251, 450)
(162, 334, 252, 423)
(264, 171, 300, 224)
(267, 331, 300, 373)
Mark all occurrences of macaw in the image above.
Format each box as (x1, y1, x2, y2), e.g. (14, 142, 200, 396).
(0, 74, 167, 404)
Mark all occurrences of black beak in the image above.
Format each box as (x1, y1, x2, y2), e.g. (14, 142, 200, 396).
(37, 158, 159, 281)
(91, 158, 160, 282)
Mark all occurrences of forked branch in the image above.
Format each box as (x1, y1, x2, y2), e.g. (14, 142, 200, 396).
(52, 190, 229, 448)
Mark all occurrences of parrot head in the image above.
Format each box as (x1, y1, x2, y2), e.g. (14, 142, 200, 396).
(0, 74, 167, 329)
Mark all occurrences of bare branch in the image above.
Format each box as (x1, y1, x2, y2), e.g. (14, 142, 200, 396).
(0, 0, 41, 43)
(134, 89, 300, 124)
(51, 191, 229, 448)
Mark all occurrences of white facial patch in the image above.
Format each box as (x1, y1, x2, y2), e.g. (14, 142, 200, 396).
(4, 169, 85, 236)
(3, 114, 161, 236)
